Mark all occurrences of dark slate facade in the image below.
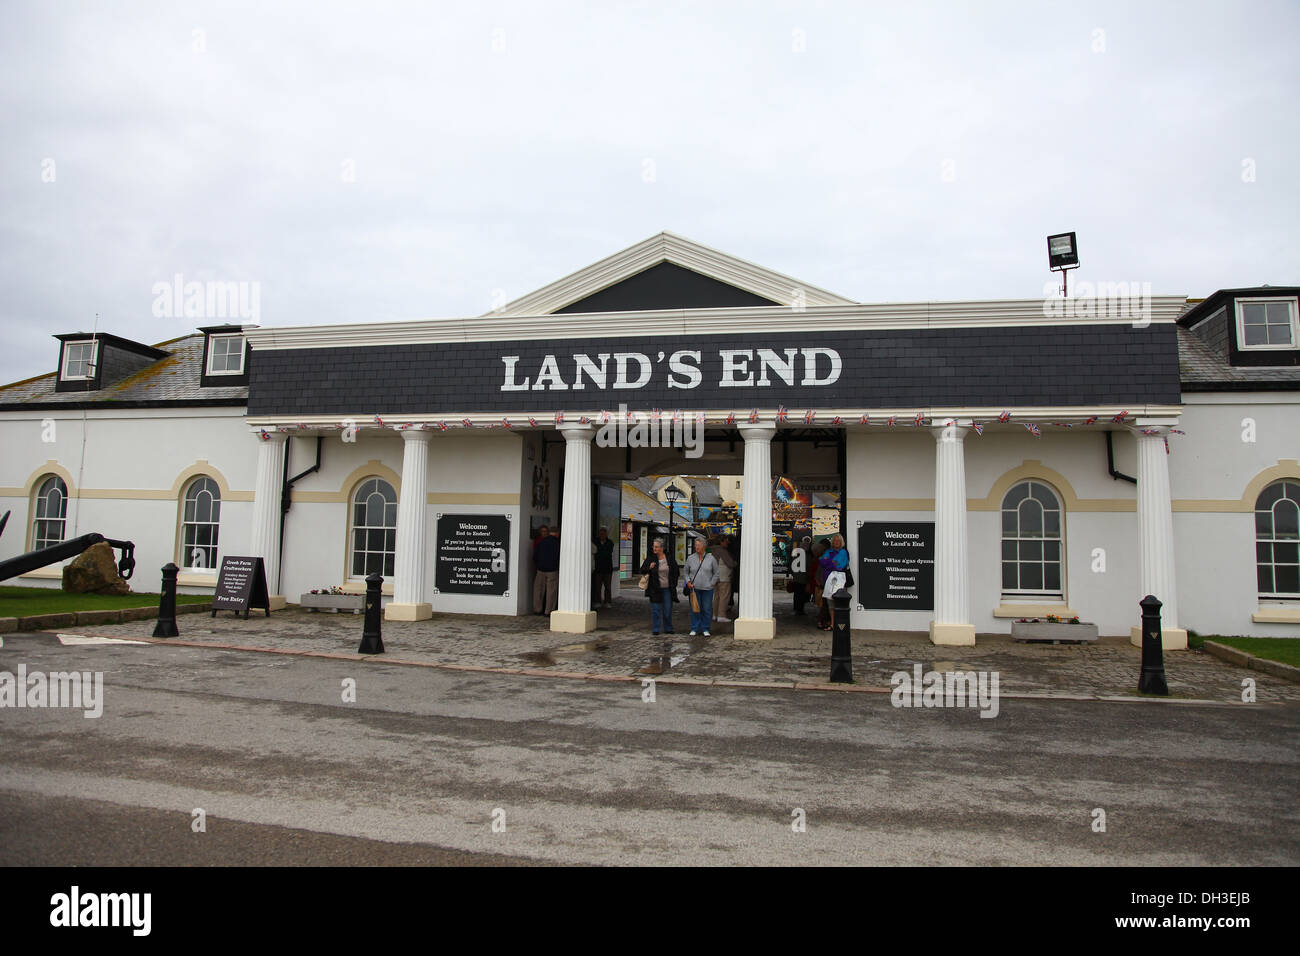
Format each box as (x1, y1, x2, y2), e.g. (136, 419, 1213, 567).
(248, 323, 1181, 416)
(554, 261, 778, 313)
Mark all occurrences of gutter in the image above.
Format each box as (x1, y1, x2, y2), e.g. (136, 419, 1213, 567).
(277, 435, 323, 594)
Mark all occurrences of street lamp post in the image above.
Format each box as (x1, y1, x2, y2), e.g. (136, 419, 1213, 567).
(664, 484, 687, 562)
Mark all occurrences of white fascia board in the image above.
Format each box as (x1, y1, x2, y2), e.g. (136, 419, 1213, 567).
(247, 405, 1184, 430)
(489, 232, 856, 316)
(244, 296, 1190, 352)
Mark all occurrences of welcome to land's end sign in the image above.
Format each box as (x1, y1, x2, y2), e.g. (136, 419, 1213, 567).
(211, 555, 271, 618)
(435, 514, 511, 596)
(858, 522, 935, 611)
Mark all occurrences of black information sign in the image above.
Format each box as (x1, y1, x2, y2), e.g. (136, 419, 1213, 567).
(858, 522, 935, 611)
(211, 555, 271, 618)
(435, 514, 511, 596)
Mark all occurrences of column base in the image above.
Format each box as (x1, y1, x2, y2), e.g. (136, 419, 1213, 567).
(384, 602, 432, 622)
(1129, 626, 1188, 651)
(929, 622, 976, 646)
(268, 595, 287, 611)
(550, 610, 597, 634)
(733, 618, 776, 640)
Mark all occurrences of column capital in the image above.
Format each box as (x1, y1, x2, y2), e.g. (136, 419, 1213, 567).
(560, 424, 594, 443)
(738, 422, 777, 442)
(1128, 424, 1172, 438)
(253, 430, 288, 444)
(931, 421, 971, 442)
(399, 428, 432, 443)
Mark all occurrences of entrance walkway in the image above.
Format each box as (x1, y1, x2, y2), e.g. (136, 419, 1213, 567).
(57, 592, 1300, 704)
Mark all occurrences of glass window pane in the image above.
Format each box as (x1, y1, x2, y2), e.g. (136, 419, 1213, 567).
(1267, 323, 1293, 346)
(1276, 565, 1299, 595)
(1002, 563, 1017, 589)
(1030, 483, 1057, 506)
(384, 555, 395, 577)
(1020, 500, 1043, 537)
(1240, 303, 1265, 325)
(1257, 482, 1285, 509)
(1002, 540, 1017, 561)
(1276, 500, 1299, 539)
(1274, 542, 1298, 564)
(1019, 540, 1042, 561)
(1257, 541, 1272, 564)
(1002, 510, 1017, 535)
(1257, 565, 1274, 593)
(1243, 324, 1267, 346)
(1044, 511, 1060, 537)
(1265, 302, 1292, 324)
(1256, 511, 1273, 538)
(1044, 540, 1060, 561)
(1020, 564, 1043, 590)
(1044, 564, 1061, 591)
(1003, 483, 1029, 507)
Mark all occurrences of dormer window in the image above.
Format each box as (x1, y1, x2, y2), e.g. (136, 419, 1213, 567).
(1236, 297, 1298, 350)
(61, 340, 98, 380)
(206, 334, 246, 375)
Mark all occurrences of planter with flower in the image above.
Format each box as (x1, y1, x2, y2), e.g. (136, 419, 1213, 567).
(299, 586, 364, 614)
(1011, 614, 1099, 643)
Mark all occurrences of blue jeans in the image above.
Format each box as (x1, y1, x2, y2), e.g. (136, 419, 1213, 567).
(690, 589, 713, 633)
(650, 592, 674, 634)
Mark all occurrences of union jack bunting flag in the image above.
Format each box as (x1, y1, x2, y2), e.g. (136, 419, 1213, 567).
(831, 416, 842, 426)
(886, 416, 897, 427)
(1024, 422, 1041, 437)
(1112, 410, 1129, 423)
(599, 410, 611, 424)
(859, 414, 870, 425)
(1141, 428, 1161, 436)
(1164, 437, 1171, 455)
(748, 409, 759, 423)
(579, 415, 591, 425)
(461, 418, 474, 428)
(1083, 416, 1099, 425)
(373, 415, 385, 427)
(776, 406, 790, 423)
(651, 408, 662, 422)
(1170, 429, 1186, 436)
(528, 417, 538, 428)
(396, 422, 411, 430)
(803, 409, 815, 424)
(258, 429, 270, 441)
(971, 421, 984, 436)
(913, 412, 925, 427)
(696, 412, 706, 427)
(554, 411, 564, 425)
(671, 409, 682, 423)
(997, 411, 1011, 423)
(725, 412, 737, 425)
(501, 418, 512, 429)
(437, 421, 448, 431)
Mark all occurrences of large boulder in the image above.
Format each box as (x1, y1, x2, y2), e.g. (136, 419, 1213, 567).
(62, 541, 131, 595)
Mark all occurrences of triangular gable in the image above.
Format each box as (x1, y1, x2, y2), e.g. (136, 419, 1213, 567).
(490, 231, 855, 316)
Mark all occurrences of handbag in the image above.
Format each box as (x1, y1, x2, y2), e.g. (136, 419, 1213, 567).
(638, 573, 649, 590)
(690, 590, 700, 613)
(784, 578, 795, 593)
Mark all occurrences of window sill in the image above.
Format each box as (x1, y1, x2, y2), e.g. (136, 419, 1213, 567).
(342, 581, 395, 596)
(19, 567, 64, 580)
(1252, 606, 1300, 624)
(993, 602, 1076, 619)
(177, 572, 218, 588)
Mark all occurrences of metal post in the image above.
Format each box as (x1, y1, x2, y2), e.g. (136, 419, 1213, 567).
(1138, 594, 1168, 695)
(153, 563, 179, 638)
(358, 573, 385, 655)
(829, 587, 853, 683)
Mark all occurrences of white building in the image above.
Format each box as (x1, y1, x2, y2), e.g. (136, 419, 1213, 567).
(2, 234, 1296, 646)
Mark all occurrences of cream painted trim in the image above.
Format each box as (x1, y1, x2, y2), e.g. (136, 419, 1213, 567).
(847, 498, 935, 511)
(1252, 607, 1300, 624)
(76, 487, 253, 501)
(426, 492, 520, 505)
(493, 231, 854, 315)
(168, 461, 244, 500)
(1172, 500, 1251, 513)
(1170, 460, 1300, 513)
(2, 461, 253, 502)
(244, 297, 1190, 351)
(970, 460, 1135, 512)
(339, 461, 403, 501)
(177, 572, 219, 588)
(993, 604, 1078, 619)
(18, 461, 77, 498)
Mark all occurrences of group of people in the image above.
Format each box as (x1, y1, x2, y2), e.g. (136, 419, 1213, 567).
(788, 533, 850, 631)
(636, 534, 737, 637)
(531, 524, 624, 615)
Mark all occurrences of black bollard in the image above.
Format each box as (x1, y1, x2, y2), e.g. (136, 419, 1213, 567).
(829, 588, 853, 683)
(357, 572, 385, 655)
(152, 563, 180, 638)
(1138, 594, 1169, 695)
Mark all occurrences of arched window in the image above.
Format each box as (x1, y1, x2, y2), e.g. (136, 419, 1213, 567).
(1001, 480, 1064, 597)
(1256, 480, 1299, 598)
(32, 475, 68, 550)
(181, 477, 221, 571)
(350, 478, 397, 578)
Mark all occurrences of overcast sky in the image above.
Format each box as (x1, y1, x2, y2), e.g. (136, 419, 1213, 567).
(1, 0, 1296, 383)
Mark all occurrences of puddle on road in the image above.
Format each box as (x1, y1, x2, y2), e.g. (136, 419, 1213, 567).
(637, 637, 708, 675)
(519, 640, 610, 669)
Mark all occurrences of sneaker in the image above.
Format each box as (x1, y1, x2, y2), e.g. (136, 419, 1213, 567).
(717, 616, 731, 623)
(703, 631, 711, 637)
(689, 630, 697, 636)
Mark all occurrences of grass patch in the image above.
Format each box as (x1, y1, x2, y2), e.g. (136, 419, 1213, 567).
(0, 585, 210, 618)
(1204, 636, 1300, 668)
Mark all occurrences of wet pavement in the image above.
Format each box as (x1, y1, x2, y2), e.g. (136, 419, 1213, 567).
(60, 588, 1300, 704)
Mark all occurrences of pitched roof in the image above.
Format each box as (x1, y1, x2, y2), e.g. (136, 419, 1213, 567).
(0, 334, 248, 408)
(490, 231, 854, 316)
(1177, 326, 1300, 390)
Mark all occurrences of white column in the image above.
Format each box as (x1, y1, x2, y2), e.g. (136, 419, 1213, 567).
(1131, 426, 1187, 649)
(552, 425, 597, 633)
(249, 431, 288, 610)
(386, 430, 432, 621)
(735, 423, 776, 640)
(930, 422, 975, 645)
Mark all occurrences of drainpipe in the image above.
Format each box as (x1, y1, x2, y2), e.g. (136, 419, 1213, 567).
(274, 434, 322, 598)
(1105, 430, 1137, 484)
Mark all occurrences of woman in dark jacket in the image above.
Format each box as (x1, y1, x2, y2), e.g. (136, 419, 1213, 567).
(638, 538, 680, 635)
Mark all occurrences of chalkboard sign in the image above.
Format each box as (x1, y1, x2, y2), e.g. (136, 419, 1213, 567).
(858, 522, 935, 610)
(211, 555, 271, 618)
(434, 514, 511, 596)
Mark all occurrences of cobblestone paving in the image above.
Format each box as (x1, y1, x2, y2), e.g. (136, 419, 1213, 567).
(69, 590, 1300, 704)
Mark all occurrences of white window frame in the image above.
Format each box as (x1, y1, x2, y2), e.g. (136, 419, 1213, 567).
(348, 478, 398, 580)
(61, 341, 98, 381)
(206, 334, 246, 375)
(1256, 480, 1300, 600)
(1234, 296, 1299, 352)
(1000, 479, 1066, 600)
(180, 476, 222, 573)
(31, 475, 68, 551)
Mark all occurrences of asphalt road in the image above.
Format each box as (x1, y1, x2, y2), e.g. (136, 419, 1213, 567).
(1, 632, 1297, 866)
